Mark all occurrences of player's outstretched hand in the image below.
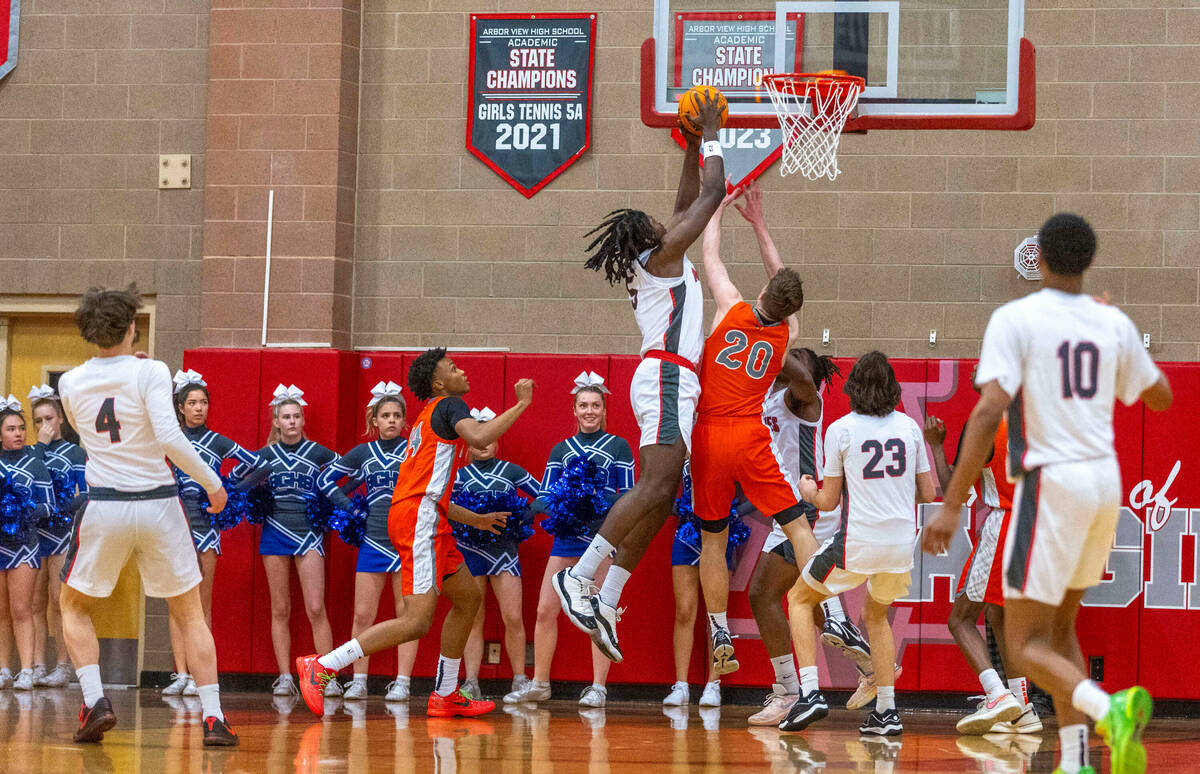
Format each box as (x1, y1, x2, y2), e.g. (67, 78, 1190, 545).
(206, 486, 228, 514)
(732, 180, 764, 226)
(798, 474, 819, 504)
(923, 415, 946, 446)
(478, 512, 509, 534)
(717, 181, 742, 213)
(694, 90, 723, 136)
(514, 378, 534, 406)
(921, 505, 956, 555)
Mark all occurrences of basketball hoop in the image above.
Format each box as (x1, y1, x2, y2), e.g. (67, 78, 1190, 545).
(762, 72, 865, 181)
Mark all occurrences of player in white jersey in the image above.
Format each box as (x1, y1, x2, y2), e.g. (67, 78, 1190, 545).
(923, 214, 1172, 774)
(782, 352, 936, 737)
(554, 91, 727, 664)
(56, 285, 237, 746)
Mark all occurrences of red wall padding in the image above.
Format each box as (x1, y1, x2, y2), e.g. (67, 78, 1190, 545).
(185, 348, 1200, 699)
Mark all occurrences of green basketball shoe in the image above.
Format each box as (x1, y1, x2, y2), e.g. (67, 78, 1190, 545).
(1096, 686, 1153, 774)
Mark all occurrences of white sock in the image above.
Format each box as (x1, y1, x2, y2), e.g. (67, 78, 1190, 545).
(590, 682, 606, 693)
(979, 668, 1007, 701)
(821, 597, 847, 622)
(876, 685, 896, 712)
(434, 656, 460, 697)
(770, 654, 799, 695)
(599, 565, 631, 607)
(353, 672, 368, 683)
(573, 535, 616, 581)
(318, 638, 365, 672)
(1058, 723, 1089, 773)
(1071, 679, 1111, 723)
(1008, 676, 1029, 707)
(77, 664, 104, 708)
(196, 683, 224, 722)
(799, 665, 819, 695)
(395, 674, 411, 685)
(707, 611, 729, 633)
(671, 680, 688, 692)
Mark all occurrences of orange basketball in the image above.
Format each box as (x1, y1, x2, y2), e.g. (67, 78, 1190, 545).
(677, 85, 729, 136)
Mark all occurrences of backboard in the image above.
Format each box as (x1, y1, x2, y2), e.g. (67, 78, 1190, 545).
(643, 0, 1035, 131)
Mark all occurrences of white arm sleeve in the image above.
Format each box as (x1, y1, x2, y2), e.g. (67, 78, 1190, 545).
(141, 361, 222, 493)
(822, 423, 845, 478)
(975, 306, 1023, 399)
(1115, 315, 1162, 406)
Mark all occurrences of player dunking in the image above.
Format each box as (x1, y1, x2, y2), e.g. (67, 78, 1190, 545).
(56, 285, 237, 746)
(689, 182, 809, 676)
(923, 214, 1172, 774)
(297, 348, 534, 718)
(553, 92, 726, 661)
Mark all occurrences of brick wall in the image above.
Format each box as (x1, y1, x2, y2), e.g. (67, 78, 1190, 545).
(354, 2, 1200, 360)
(0, 1, 209, 367)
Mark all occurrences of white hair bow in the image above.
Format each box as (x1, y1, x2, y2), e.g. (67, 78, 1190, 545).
(0, 394, 22, 412)
(270, 384, 307, 406)
(572, 371, 610, 394)
(27, 384, 57, 401)
(172, 369, 207, 394)
(368, 380, 403, 407)
(470, 407, 497, 422)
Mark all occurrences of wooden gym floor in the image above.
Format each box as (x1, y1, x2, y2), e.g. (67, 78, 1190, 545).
(2, 689, 1198, 772)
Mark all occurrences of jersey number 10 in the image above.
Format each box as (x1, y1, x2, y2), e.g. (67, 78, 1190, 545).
(1056, 341, 1099, 399)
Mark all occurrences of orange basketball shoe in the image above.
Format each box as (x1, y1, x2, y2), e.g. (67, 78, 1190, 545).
(427, 689, 496, 718)
(295, 654, 336, 716)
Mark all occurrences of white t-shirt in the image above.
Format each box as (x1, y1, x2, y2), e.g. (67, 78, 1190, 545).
(976, 288, 1162, 474)
(59, 356, 221, 493)
(627, 250, 704, 366)
(824, 410, 929, 573)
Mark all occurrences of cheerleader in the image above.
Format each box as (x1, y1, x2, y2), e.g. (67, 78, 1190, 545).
(663, 463, 747, 709)
(0, 398, 57, 692)
(163, 369, 269, 697)
(315, 381, 418, 702)
(255, 385, 339, 697)
(26, 385, 86, 689)
(508, 374, 634, 708)
(450, 407, 540, 701)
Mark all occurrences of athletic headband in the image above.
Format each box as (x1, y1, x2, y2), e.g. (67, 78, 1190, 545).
(471, 407, 496, 422)
(0, 394, 21, 413)
(368, 380, 403, 407)
(270, 384, 307, 407)
(27, 384, 57, 401)
(572, 371, 610, 394)
(172, 369, 207, 395)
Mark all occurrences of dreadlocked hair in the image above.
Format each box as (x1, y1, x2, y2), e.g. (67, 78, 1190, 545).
(408, 347, 447, 402)
(583, 209, 660, 286)
(792, 347, 842, 394)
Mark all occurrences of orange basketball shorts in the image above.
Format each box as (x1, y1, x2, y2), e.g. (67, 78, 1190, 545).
(388, 496, 464, 596)
(691, 416, 803, 527)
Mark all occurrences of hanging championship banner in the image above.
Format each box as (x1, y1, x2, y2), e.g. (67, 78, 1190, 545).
(1, 0, 20, 81)
(467, 13, 596, 199)
(670, 12, 803, 189)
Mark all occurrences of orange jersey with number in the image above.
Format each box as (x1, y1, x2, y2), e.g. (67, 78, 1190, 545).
(392, 396, 470, 512)
(989, 416, 1014, 512)
(696, 302, 790, 418)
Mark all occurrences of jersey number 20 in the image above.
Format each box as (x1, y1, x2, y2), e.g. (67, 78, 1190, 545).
(715, 330, 773, 379)
(862, 439, 905, 479)
(95, 397, 121, 442)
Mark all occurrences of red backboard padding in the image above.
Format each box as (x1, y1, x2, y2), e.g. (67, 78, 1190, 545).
(185, 349, 1200, 699)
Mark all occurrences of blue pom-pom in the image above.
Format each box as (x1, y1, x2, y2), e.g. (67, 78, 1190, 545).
(0, 473, 37, 544)
(243, 482, 273, 525)
(304, 491, 334, 533)
(673, 473, 746, 567)
(47, 469, 77, 530)
(329, 493, 368, 547)
(540, 455, 611, 540)
(451, 488, 534, 547)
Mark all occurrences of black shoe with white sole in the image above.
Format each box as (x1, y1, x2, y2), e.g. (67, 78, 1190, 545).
(778, 690, 829, 732)
(710, 627, 740, 676)
(589, 596, 624, 663)
(859, 708, 903, 736)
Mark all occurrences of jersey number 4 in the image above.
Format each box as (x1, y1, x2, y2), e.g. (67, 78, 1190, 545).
(715, 330, 773, 379)
(862, 439, 905, 479)
(95, 397, 122, 442)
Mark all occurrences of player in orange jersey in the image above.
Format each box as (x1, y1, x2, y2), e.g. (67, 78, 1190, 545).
(692, 182, 811, 678)
(296, 347, 534, 719)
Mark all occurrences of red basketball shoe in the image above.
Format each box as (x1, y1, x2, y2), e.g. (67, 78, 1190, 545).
(295, 654, 336, 716)
(427, 688, 496, 717)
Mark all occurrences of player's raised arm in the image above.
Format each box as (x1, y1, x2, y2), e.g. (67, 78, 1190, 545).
(669, 131, 701, 222)
(732, 181, 784, 278)
(453, 378, 534, 449)
(700, 191, 744, 329)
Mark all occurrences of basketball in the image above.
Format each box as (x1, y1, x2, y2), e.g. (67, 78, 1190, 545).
(677, 84, 729, 136)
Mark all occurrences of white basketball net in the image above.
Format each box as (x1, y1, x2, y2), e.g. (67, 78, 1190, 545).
(1014, 236, 1042, 280)
(764, 74, 864, 181)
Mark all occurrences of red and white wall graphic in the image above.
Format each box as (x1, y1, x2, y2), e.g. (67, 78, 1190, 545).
(1, 0, 20, 81)
(185, 348, 1200, 699)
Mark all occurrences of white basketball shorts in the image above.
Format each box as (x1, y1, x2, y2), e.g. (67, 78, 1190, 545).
(1002, 457, 1121, 607)
(629, 356, 700, 451)
(63, 490, 202, 599)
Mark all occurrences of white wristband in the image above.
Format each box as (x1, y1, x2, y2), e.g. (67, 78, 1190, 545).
(701, 141, 723, 159)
